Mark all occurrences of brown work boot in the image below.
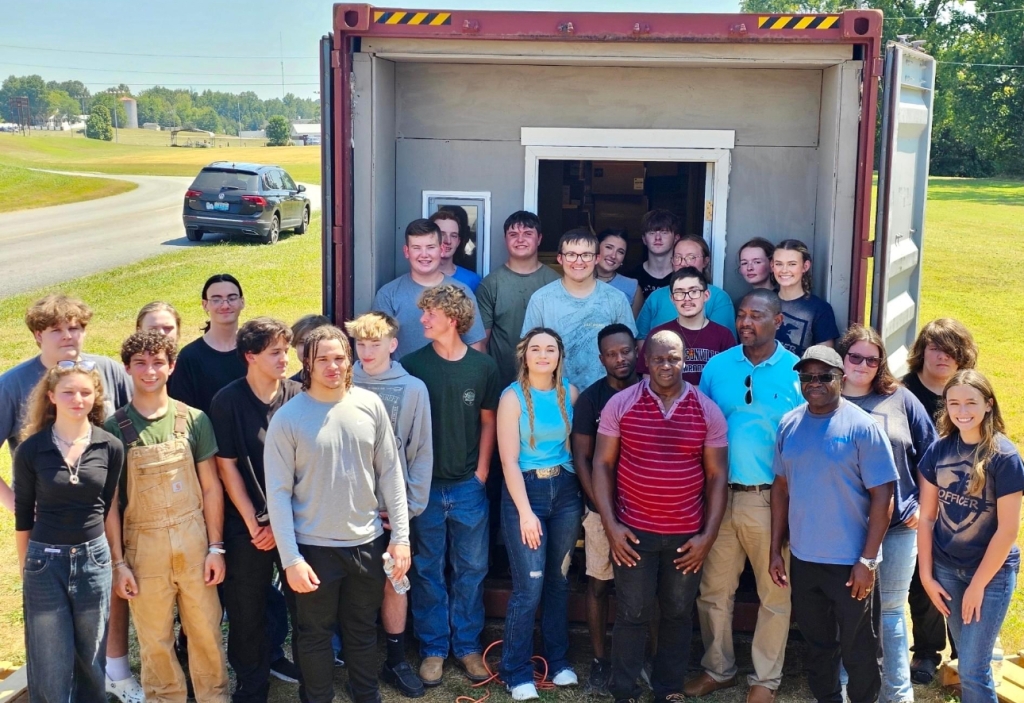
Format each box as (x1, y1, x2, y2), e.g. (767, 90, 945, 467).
(682, 672, 737, 697)
(746, 685, 777, 703)
(459, 653, 491, 683)
(419, 657, 444, 687)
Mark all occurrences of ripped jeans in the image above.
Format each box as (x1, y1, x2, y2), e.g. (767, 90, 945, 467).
(500, 469, 583, 687)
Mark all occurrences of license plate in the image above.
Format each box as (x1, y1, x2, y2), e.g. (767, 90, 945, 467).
(205, 202, 229, 212)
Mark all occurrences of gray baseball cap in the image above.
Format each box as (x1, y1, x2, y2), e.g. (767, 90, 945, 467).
(793, 345, 845, 372)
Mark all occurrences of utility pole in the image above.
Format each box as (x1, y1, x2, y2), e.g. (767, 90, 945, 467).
(237, 96, 242, 146)
(280, 32, 286, 99)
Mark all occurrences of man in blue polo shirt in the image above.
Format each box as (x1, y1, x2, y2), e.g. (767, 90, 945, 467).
(685, 290, 801, 702)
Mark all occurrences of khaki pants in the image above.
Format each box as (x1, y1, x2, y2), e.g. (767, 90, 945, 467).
(695, 489, 791, 690)
(126, 515, 228, 703)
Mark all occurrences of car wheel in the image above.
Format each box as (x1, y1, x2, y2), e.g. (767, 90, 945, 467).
(186, 228, 204, 242)
(260, 215, 280, 245)
(295, 206, 310, 234)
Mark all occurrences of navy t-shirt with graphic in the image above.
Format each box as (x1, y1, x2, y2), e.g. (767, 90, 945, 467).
(918, 434, 1024, 570)
(776, 293, 840, 357)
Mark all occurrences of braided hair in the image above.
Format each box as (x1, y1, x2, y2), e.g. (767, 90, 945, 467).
(514, 327, 571, 450)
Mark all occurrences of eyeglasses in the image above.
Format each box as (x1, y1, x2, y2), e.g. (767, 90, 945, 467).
(560, 251, 596, 263)
(672, 254, 702, 265)
(846, 352, 881, 368)
(670, 288, 706, 301)
(798, 372, 840, 385)
(55, 360, 97, 372)
(745, 375, 753, 404)
(206, 294, 242, 305)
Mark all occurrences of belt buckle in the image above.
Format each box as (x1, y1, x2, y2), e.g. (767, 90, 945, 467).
(535, 466, 560, 479)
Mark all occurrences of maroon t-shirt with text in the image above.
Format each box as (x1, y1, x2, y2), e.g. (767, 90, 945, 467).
(637, 319, 736, 385)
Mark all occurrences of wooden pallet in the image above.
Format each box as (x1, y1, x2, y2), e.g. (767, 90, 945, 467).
(939, 652, 1024, 703)
(0, 663, 28, 703)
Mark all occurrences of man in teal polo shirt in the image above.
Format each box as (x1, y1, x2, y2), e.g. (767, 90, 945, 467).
(685, 289, 802, 702)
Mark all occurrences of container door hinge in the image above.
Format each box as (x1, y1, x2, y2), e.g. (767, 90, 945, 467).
(332, 225, 345, 246)
(331, 50, 342, 69)
(860, 238, 874, 259)
(872, 57, 885, 78)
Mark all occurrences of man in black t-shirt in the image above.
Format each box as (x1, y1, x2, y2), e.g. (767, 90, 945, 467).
(570, 323, 640, 696)
(627, 210, 681, 300)
(209, 318, 303, 702)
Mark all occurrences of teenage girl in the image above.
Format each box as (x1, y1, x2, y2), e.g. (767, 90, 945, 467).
(595, 229, 643, 317)
(770, 239, 839, 356)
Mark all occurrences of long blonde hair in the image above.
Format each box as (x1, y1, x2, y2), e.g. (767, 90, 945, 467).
(514, 327, 570, 450)
(937, 369, 1005, 496)
(20, 365, 107, 441)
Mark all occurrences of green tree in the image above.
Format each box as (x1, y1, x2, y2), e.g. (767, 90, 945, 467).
(89, 92, 128, 128)
(86, 104, 113, 141)
(193, 106, 222, 134)
(46, 89, 81, 127)
(0, 74, 47, 123)
(266, 115, 291, 146)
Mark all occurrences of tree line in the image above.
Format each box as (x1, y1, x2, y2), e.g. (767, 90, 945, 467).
(0, 75, 319, 139)
(741, 0, 1024, 178)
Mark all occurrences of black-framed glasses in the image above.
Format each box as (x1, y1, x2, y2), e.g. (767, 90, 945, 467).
(206, 294, 242, 305)
(846, 352, 882, 368)
(744, 375, 753, 404)
(55, 360, 97, 372)
(670, 288, 706, 301)
(559, 251, 596, 263)
(798, 372, 840, 385)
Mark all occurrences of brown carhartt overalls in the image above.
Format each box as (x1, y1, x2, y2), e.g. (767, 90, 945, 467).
(117, 403, 228, 703)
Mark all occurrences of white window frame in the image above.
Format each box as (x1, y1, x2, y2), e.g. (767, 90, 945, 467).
(422, 190, 492, 276)
(521, 128, 734, 286)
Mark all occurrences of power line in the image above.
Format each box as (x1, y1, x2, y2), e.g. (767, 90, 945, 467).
(937, 60, 1024, 68)
(0, 43, 318, 60)
(0, 60, 318, 77)
(74, 81, 319, 88)
(886, 6, 1024, 20)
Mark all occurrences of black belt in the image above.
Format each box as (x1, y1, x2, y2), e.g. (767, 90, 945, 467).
(728, 483, 772, 492)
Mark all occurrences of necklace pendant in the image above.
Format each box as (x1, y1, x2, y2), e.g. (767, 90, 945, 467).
(69, 474, 80, 485)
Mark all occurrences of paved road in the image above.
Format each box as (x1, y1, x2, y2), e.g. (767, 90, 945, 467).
(0, 171, 321, 299)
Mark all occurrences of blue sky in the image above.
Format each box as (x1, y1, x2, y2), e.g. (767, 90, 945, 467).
(0, 0, 741, 99)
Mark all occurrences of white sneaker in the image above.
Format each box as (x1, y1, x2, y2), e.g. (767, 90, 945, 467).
(106, 674, 146, 703)
(552, 669, 578, 687)
(509, 682, 540, 701)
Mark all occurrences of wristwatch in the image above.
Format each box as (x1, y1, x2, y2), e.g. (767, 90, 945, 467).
(858, 556, 879, 572)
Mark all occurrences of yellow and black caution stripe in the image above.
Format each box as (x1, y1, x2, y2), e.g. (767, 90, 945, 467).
(373, 11, 452, 25)
(757, 14, 840, 29)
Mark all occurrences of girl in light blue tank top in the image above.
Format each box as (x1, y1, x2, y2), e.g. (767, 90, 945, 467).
(496, 327, 584, 695)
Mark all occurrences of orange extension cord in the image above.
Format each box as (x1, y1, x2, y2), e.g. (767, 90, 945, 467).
(454, 640, 554, 703)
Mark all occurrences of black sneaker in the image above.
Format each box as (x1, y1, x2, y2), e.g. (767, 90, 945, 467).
(910, 656, 938, 684)
(381, 661, 426, 698)
(586, 658, 612, 697)
(270, 657, 301, 684)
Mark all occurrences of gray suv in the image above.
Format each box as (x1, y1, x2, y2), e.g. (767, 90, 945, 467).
(182, 162, 310, 245)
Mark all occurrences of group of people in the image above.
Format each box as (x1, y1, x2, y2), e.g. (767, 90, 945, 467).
(1, 207, 1020, 703)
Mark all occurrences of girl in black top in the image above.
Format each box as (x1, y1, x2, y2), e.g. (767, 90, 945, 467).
(14, 360, 124, 703)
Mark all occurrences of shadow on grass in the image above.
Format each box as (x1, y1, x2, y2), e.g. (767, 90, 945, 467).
(927, 177, 1024, 205)
(161, 231, 304, 248)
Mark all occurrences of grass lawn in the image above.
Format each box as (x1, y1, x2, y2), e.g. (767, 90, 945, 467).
(0, 130, 322, 185)
(0, 163, 136, 213)
(0, 177, 1021, 701)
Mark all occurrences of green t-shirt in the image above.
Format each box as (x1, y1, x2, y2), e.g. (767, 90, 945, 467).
(402, 345, 501, 484)
(104, 402, 218, 508)
(476, 263, 559, 389)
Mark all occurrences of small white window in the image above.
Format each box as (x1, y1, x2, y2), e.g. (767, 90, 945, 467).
(422, 191, 492, 277)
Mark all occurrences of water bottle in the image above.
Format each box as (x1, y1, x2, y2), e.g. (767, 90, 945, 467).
(382, 552, 410, 595)
(992, 637, 1003, 687)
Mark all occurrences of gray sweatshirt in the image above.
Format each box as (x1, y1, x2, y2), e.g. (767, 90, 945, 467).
(352, 361, 433, 518)
(264, 388, 410, 569)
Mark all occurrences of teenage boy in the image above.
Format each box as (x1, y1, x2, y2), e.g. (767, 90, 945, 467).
(373, 219, 486, 360)
(637, 236, 736, 338)
(0, 294, 139, 703)
(345, 311, 434, 698)
(264, 325, 411, 703)
(769, 346, 897, 703)
(687, 290, 802, 701)
(476, 211, 559, 389)
(431, 210, 481, 292)
(570, 323, 640, 696)
(402, 285, 500, 687)
(521, 229, 636, 390)
(636, 267, 735, 385)
(106, 331, 229, 703)
(168, 274, 247, 413)
(289, 314, 331, 382)
(628, 209, 681, 300)
(208, 318, 303, 703)
(592, 330, 729, 703)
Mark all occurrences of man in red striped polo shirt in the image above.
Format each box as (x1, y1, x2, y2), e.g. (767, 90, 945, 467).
(592, 329, 729, 703)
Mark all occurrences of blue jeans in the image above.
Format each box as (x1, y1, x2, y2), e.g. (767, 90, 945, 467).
(411, 475, 490, 659)
(23, 535, 112, 703)
(934, 560, 1017, 703)
(878, 526, 917, 703)
(500, 470, 583, 686)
